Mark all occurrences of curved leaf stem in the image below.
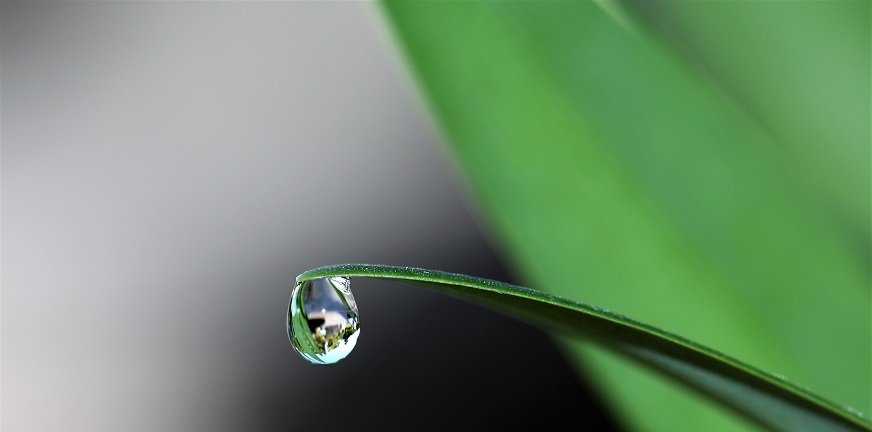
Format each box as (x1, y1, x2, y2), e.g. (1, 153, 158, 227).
(298, 264, 871, 432)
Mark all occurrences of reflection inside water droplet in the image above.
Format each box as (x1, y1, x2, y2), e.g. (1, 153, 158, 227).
(287, 276, 360, 365)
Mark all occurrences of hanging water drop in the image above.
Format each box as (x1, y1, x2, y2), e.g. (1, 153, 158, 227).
(287, 276, 360, 365)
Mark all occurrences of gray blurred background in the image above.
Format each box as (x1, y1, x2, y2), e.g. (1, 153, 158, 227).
(2, 3, 615, 431)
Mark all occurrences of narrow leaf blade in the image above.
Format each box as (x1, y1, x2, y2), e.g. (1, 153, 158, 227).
(297, 264, 872, 432)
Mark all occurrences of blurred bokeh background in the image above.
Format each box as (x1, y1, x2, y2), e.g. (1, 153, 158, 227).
(5, 2, 870, 432)
(1, 2, 617, 431)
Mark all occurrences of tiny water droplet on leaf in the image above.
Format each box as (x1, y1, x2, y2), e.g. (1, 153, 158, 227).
(287, 276, 360, 364)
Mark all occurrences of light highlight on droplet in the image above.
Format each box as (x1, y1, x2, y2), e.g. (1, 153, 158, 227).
(287, 276, 360, 365)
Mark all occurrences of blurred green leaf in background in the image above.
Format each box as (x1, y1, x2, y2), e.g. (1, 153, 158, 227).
(380, 1, 870, 431)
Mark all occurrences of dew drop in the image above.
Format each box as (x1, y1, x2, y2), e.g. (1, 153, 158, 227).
(287, 276, 360, 365)
(845, 406, 865, 418)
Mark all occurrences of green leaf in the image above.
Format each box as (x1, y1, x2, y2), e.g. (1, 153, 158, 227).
(378, 1, 870, 431)
(297, 264, 871, 432)
(617, 0, 871, 233)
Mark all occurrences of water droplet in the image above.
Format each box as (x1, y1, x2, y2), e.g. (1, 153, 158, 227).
(845, 406, 865, 418)
(287, 276, 360, 365)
